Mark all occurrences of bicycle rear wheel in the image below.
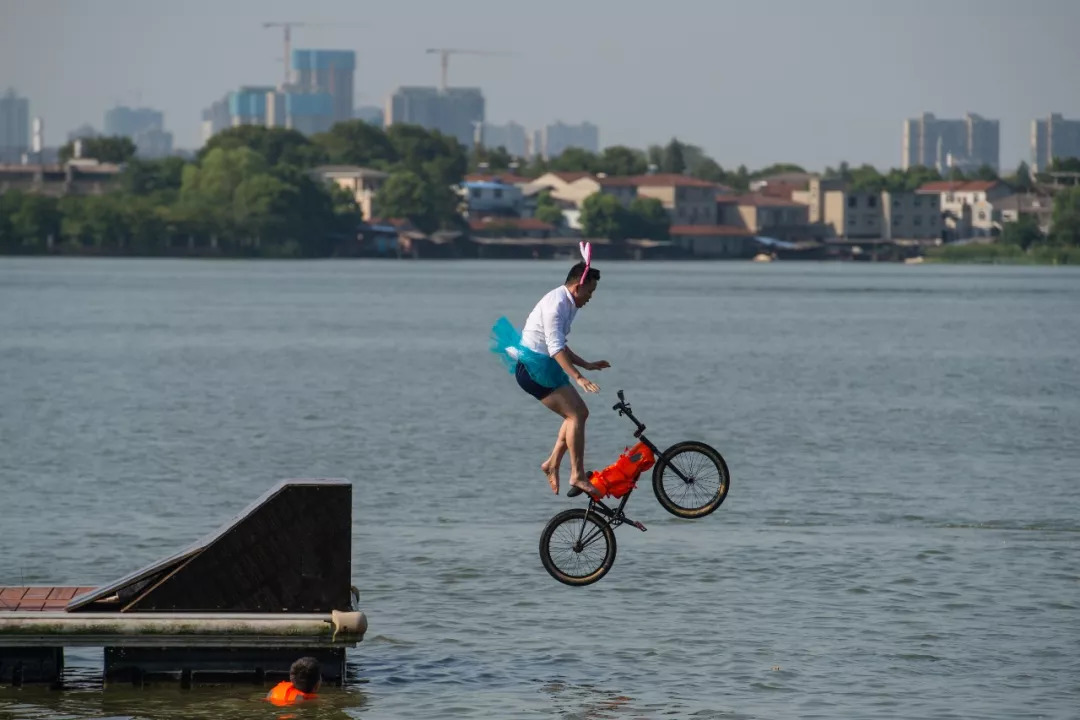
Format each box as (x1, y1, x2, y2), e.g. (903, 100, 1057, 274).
(652, 441, 730, 519)
(539, 508, 617, 586)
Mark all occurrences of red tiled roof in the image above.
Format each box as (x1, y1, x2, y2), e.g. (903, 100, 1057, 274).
(464, 173, 531, 185)
(917, 180, 1002, 194)
(717, 194, 805, 208)
(669, 224, 754, 237)
(756, 180, 806, 199)
(469, 217, 555, 231)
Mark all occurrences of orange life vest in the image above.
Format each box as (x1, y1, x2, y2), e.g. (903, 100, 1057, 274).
(588, 442, 656, 498)
(266, 680, 317, 706)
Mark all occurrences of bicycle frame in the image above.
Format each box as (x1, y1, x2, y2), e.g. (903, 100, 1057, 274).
(579, 389, 657, 532)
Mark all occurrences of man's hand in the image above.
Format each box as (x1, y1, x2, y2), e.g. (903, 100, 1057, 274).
(584, 360, 611, 371)
(576, 375, 600, 393)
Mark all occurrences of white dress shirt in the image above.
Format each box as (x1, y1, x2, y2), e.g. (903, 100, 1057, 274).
(520, 285, 578, 358)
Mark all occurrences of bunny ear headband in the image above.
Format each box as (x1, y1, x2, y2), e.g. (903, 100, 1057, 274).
(578, 241, 592, 285)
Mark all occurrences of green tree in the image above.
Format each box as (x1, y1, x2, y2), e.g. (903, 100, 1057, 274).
(628, 196, 670, 240)
(1050, 157, 1080, 173)
(386, 124, 467, 183)
(1009, 161, 1034, 192)
(903, 165, 942, 192)
(313, 120, 399, 169)
(1051, 186, 1080, 247)
(534, 189, 564, 225)
(749, 163, 806, 179)
(59, 194, 128, 250)
(270, 163, 358, 255)
(373, 171, 437, 232)
(469, 145, 516, 173)
(973, 164, 999, 181)
(580, 192, 632, 240)
(59, 136, 137, 164)
(547, 147, 599, 173)
(689, 156, 727, 184)
(122, 196, 169, 254)
(3, 192, 61, 250)
(1000, 215, 1045, 251)
(850, 164, 886, 192)
(597, 146, 647, 176)
(177, 147, 269, 248)
(732, 165, 750, 191)
(646, 145, 663, 171)
(232, 173, 299, 248)
(198, 125, 325, 168)
(661, 138, 686, 174)
(121, 156, 187, 197)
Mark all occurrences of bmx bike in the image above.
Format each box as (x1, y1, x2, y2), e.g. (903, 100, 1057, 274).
(539, 389, 731, 586)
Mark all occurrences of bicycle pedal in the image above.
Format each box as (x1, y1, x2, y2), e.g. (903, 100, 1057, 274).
(628, 519, 647, 532)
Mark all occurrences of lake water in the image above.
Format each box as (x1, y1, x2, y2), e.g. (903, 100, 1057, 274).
(1, 258, 1078, 719)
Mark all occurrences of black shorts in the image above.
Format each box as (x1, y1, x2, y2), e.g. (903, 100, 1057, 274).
(516, 362, 557, 401)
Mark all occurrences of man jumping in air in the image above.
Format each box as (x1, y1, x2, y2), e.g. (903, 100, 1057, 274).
(490, 242, 609, 499)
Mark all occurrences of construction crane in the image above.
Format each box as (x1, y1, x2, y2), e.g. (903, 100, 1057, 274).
(425, 48, 512, 92)
(263, 21, 364, 86)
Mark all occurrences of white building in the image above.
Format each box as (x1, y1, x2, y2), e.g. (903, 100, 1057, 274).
(917, 180, 1011, 239)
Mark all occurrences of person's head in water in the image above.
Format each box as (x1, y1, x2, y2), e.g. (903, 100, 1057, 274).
(290, 656, 322, 694)
(565, 261, 600, 308)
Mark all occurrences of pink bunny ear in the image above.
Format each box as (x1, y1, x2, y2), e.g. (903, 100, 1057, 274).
(578, 241, 592, 285)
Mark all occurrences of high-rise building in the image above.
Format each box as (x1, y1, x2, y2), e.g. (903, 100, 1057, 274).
(902, 112, 999, 172)
(0, 88, 30, 163)
(268, 91, 335, 135)
(201, 96, 232, 144)
(533, 121, 599, 159)
(228, 87, 275, 127)
(480, 122, 528, 157)
(105, 107, 162, 137)
(292, 49, 355, 126)
(386, 86, 485, 148)
(103, 105, 175, 158)
(204, 86, 334, 142)
(1031, 114, 1080, 171)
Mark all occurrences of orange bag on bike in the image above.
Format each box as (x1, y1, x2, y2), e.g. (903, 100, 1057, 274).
(588, 442, 656, 498)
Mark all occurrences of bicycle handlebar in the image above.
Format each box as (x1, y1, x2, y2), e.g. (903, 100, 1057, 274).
(612, 388, 646, 438)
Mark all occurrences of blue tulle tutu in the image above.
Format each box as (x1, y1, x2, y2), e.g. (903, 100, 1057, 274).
(489, 316, 570, 390)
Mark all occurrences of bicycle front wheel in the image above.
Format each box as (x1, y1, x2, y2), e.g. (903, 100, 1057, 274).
(652, 441, 730, 519)
(539, 508, 617, 586)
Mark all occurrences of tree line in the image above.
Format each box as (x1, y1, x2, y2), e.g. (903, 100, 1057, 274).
(2, 120, 1079, 257)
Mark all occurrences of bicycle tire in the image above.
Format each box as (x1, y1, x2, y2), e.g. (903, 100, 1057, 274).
(539, 508, 617, 586)
(652, 441, 730, 519)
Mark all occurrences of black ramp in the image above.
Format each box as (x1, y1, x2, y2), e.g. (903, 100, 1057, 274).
(68, 480, 352, 613)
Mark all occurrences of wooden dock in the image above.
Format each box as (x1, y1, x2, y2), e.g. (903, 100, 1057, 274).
(0, 479, 366, 688)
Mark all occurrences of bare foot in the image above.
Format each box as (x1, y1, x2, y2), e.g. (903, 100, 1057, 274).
(569, 472, 601, 499)
(541, 460, 560, 494)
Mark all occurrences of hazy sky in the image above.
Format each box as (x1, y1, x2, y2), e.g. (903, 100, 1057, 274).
(2, 0, 1078, 171)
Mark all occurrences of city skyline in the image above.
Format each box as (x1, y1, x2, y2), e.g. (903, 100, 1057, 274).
(2, 0, 1079, 171)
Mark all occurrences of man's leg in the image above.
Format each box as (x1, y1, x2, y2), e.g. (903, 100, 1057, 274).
(541, 385, 596, 496)
(540, 420, 568, 494)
